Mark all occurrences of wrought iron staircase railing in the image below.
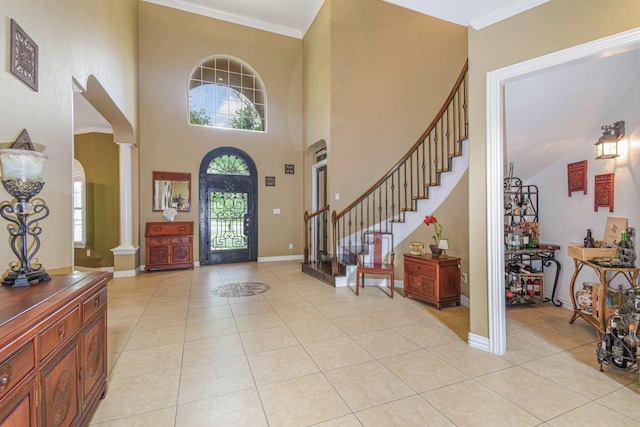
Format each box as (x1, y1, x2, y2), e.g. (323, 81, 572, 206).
(303, 60, 468, 281)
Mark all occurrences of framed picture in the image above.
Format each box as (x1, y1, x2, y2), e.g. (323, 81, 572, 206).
(285, 164, 294, 174)
(265, 176, 275, 187)
(567, 160, 587, 196)
(10, 19, 38, 91)
(594, 173, 614, 212)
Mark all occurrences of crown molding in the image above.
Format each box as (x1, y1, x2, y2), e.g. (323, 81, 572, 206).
(143, 0, 304, 38)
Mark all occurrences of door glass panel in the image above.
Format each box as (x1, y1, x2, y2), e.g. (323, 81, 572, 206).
(210, 191, 248, 251)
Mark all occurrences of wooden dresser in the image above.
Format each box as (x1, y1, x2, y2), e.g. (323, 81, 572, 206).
(0, 272, 108, 426)
(403, 254, 461, 309)
(145, 221, 194, 272)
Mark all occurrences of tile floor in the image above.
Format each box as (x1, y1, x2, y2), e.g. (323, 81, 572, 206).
(88, 261, 639, 426)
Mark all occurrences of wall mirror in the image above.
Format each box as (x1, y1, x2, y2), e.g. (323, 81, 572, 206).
(152, 171, 191, 211)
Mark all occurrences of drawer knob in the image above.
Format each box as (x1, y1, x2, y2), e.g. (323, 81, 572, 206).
(0, 365, 12, 393)
(58, 324, 66, 340)
(94, 296, 100, 308)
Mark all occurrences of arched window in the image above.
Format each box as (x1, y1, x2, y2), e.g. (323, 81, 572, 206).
(73, 159, 86, 248)
(189, 56, 266, 132)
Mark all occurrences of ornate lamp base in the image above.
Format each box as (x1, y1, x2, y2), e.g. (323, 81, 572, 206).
(2, 268, 51, 287)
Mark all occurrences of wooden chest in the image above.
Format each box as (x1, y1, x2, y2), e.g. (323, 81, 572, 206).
(0, 273, 108, 426)
(145, 221, 194, 272)
(403, 254, 461, 309)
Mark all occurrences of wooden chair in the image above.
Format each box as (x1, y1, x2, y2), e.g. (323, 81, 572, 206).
(356, 231, 395, 298)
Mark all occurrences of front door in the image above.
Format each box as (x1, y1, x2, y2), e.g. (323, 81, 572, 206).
(199, 148, 258, 264)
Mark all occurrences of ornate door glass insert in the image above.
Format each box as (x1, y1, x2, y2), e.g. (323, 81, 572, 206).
(207, 154, 250, 175)
(210, 192, 248, 251)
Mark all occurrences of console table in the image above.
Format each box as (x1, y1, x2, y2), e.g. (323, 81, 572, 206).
(568, 258, 638, 337)
(0, 272, 108, 426)
(403, 254, 461, 309)
(145, 221, 194, 272)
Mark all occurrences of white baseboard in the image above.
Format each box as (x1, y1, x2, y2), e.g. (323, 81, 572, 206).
(467, 332, 490, 352)
(258, 255, 304, 262)
(113, 269, 137, 278)
(74, 266, 114, 273)
(460, 295, 470, 307)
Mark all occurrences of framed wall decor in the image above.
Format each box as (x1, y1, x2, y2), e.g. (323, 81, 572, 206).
(10, 19, 39, 91)
(265, 176, 275, 187)
(567, 160, 587, 196)
(285, 164, 294, 174)
(594, 173, 614, 212)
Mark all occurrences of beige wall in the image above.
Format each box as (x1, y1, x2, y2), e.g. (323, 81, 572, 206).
(328, 0, 468, 211)
(138, 2, 304, 261)
(398, 170, 470, 295)
(468, 0, 640, 338)
(0, 0, 137, 274)
(74, 132, 120, 268)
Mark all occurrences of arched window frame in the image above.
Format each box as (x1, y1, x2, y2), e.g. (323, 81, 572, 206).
(188, 55, 267, 132)
(73, 159, 86, 248)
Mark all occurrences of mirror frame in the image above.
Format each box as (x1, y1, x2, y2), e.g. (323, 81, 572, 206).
(152, 171, 191, 212)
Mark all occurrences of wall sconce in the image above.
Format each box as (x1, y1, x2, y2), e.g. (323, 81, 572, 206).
(438, 239, 449, 258)
(595, 120, 625, 159)
(0, 141, 50, 287)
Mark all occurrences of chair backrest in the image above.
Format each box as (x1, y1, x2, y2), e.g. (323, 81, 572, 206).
(363, 232, 394, 265)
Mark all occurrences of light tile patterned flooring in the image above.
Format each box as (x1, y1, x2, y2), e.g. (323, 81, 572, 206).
(88, 261, 639, 426)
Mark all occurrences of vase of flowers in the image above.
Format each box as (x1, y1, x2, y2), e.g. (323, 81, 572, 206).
(424, 215, 443, 257)
(163, 207, 178, 222)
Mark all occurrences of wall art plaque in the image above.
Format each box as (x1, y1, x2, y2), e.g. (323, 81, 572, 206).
(594, 173, 614, 212)
(567, 160, 587, 196)
(10, 19, 38, 91)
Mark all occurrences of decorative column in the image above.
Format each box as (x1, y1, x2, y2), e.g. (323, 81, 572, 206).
(111, 142, 138, 276)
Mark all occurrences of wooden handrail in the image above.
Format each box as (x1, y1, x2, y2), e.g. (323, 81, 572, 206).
(304, 205, 330, 264)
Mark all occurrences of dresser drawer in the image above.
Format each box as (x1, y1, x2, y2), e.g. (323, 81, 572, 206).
(406, 260, 437, 278)
(83, 287, 107, 322)
(148, 236, 171, 246)
(40, 307, 81, 361)
(171, 236, 192, 245)
(145, 221, 193, 237)
(0, 342, 35, 400)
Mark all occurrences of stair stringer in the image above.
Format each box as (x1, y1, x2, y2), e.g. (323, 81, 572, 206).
(334, 139, 469, 288)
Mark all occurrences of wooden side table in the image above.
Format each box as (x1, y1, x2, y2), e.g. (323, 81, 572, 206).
(403, 253, 461, 309)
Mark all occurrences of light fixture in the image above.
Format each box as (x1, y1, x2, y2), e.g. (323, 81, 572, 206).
(595, 120, 625, 159)
(0, 133, 50, 287)
(438, 239, 449, 258)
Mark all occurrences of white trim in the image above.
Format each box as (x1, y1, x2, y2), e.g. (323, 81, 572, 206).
(486, 27, 640, 356)
(257, 255, 304, 262)
(74, 266, 114, 273)
(467, 332, 491, 352)
(470, 0, 550, 30)
(460, 294, 470, 308)
(113, 270, 137, 278)
(142, 0, 304, 39)
(74, 127, 113, 135)
(111, 245, 139, 256)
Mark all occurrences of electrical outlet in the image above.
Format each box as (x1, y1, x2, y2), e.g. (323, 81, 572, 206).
(87, 249, 91, 257)
(462, 272, 467, 283)
(288, 243, 293, 250)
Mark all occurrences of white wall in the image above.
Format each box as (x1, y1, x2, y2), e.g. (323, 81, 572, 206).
(525, 64, 640, 307)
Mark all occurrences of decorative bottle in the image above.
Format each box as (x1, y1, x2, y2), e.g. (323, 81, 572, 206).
(625, 323, 638, 359)
(584, 229, 595, 248)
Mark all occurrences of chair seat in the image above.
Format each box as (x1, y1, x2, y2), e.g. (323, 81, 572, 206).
(359, 263, 393, 272)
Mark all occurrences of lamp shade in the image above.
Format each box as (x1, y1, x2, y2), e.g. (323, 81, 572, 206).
(438, 239, 449, 250)
(0, 149, 48, 182)
(594, 136, 619, 159)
